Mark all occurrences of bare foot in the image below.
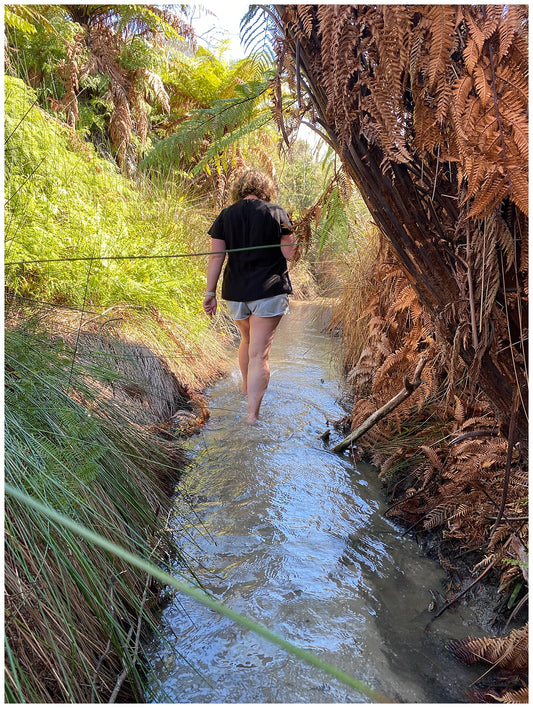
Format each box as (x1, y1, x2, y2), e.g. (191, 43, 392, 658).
(245, 415, 259, 425)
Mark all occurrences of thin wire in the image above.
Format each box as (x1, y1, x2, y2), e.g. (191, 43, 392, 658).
(67, 255, 94, 387)
(5, 243, 291, 267)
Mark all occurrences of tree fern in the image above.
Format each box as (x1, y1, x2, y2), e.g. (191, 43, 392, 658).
(142, 74, 273, 171)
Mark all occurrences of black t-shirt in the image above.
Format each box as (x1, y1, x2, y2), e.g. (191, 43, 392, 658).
(208, 198, 293, 302)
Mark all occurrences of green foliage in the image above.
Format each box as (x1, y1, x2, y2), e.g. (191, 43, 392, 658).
(5, 7, 77, 102)
(144, 47, 274, 173)
(113, 4, 185, 41)
(4, 322, 193, 702)
(4, 4, 64, 38)
(4, 6, 38, 34)
(163, 46, 266, 112)
(5, 75, 210, 326)
(5, 4, 193, 171)
(278, 140, 324, 215)
(119, 34, 165, 73)
(317, 186, 350, 254)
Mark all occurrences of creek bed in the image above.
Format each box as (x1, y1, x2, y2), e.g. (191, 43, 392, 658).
(146, 300, 489, 703)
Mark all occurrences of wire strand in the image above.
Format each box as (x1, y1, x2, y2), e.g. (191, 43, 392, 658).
(5, 243, 291, 267)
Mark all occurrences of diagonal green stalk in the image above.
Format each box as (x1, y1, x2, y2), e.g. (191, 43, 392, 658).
(6, 483, 389, 703)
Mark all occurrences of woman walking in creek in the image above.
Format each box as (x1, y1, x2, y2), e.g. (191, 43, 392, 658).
(203, 169, 297, 424)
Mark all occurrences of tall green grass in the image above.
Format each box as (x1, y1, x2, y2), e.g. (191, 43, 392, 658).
(4, 75, 210, 325)
(4, 322, 202, 702)
(4, 74, 229, 702)
(6, 482, 389, 704)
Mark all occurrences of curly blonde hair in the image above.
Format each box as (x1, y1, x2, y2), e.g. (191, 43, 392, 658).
(231, 169, 277, 203)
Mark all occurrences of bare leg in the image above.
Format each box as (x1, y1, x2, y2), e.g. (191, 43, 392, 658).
(245, 314, 283, 424)
(235, 318, 250, 395)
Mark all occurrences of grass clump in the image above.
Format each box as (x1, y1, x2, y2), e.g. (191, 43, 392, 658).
(4, 322, 199, 702)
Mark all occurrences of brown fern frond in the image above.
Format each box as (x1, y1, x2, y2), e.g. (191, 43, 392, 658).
(497, 561, 521, 591)
(56, 31, 85, 128)
(448, 623, 528, 672)
(453, 395, 466, 426)
(447, 503, 471, 522)
(108, 88, 133, 167)
(420, 444, 442, 471)
(349, 397, 379, 429)
(372, 347, 412, 397)
(488, 523, 513, 551)
(481, 7, 502, 40)
(473, 60, 492, 107)
(483, 686, 528, 703)
(294, 5, 315, 39)
(479, 438, 508, 460)
(389, 284, 418, 314)
(424, 503, 453, 530)
(496, 5, 519, 60)
(472, 552, 497, 574)
(425, 5, 457, 90)
(465, 7, 488, 53)
(460, 416, 498, 431)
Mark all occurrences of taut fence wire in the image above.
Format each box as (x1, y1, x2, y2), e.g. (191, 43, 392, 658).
(5, 243, 291, 267)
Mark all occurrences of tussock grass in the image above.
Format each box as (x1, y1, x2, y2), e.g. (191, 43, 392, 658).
(4, 321, 205, 702)
(5, 297, 230, 424)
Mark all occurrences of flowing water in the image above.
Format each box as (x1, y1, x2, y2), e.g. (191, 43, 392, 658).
(146, 300, 489, 703)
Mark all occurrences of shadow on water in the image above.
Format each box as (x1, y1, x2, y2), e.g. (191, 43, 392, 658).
(146, 300, 490, 703)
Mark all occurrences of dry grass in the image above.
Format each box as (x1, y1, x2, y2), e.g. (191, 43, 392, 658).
(329, 226, 380, 372)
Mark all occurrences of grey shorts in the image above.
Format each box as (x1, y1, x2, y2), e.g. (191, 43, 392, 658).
(226, 294, 290, 320)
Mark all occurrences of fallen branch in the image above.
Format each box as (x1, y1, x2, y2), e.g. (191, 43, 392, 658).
(332, 355, 428, 453)
(429, 555, 498, 623)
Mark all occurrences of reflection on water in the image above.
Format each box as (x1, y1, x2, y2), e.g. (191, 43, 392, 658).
(146, 301, 487, 703)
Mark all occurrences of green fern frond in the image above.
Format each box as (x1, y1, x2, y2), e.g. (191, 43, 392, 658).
(241, 4, 280, 60)
(4, 7, 37, 34)
(192, 110, 274, 175)
(4, 4, 65, 37)
(142, 76, 272, 169)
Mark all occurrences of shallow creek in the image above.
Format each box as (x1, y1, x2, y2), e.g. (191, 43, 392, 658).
(146, 300, 489, 703)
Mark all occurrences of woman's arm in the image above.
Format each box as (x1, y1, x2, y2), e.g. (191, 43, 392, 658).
(203, 238, 226, 317)
(280, 232, 298, 262)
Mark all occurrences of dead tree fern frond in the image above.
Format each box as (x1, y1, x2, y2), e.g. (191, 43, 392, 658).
(448, 623, 528, 672)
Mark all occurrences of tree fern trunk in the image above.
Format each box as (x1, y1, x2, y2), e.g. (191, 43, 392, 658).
(278, 5, 527, 440)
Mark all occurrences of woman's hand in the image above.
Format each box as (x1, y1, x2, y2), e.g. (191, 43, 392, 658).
(204, 238, 226, 318)
(203, 294, 217, 318)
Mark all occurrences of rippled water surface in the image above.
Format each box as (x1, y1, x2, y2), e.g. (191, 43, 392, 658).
(146, 301, 487, 703)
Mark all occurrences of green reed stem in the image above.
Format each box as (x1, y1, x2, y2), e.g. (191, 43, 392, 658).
(6, 483, 389, 703)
